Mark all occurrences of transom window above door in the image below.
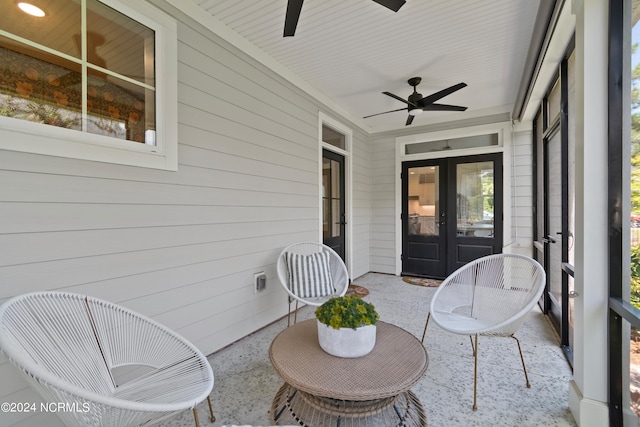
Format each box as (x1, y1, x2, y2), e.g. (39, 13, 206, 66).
(404, 133, 499, 155)
(322, 124, 346, 150)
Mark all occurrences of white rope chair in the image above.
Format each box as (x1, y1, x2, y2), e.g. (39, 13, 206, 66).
(277, 242, 349, 325)
(421, 254, 546, 410)
(0, 291, 215, 427)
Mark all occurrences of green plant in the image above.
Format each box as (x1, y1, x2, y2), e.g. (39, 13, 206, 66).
(315, 296, 379, 330)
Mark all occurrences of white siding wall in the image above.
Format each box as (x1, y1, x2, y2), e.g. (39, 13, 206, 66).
(370, 133, 397, 274)
(0, 5, 371, 426)
(510, 130, 535, 255)
(351, 127, 373, 279)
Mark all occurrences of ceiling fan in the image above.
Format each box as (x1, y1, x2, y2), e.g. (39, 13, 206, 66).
(363, 77, 468, 126)
(284, 0, 406, 37)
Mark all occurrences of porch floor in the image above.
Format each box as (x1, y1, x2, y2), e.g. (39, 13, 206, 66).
(157, 272, 577, 427)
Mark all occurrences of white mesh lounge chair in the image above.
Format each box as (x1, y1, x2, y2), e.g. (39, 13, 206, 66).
(422, 253, 546, 410)
(0, 291, 215, 427)
(277, 242, 349, 325)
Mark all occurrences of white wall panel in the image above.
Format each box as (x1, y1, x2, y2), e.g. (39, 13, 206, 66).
(511, 130, 534, 251)
(369, 133, 397, 273)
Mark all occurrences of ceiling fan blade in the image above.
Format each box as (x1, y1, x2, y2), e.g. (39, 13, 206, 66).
(405, 115, 414, 126)
(284, 0, 304, 37)
(363, 107, 408, 119)
(419, 82, 467, 106)
(383, 91, 417, 107)
(421, 103, 468, 112)
(371, 0, 406, 12)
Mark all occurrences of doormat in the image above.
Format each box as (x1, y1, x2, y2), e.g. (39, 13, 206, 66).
(346, 284, 370, 298)
(402, 277, 442, 287)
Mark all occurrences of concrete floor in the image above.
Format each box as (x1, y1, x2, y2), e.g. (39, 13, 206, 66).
(156, 272, 577, 427)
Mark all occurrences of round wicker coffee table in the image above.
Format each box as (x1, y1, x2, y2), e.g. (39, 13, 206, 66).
(269, 319, 428, 426)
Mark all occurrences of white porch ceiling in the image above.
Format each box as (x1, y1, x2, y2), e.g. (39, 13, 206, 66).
(191, 0, 541, 133)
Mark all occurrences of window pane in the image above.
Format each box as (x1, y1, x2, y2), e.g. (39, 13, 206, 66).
(408, 166, 439, 236)
(456, 161, 494, 237)
(86, 73, 155, 143)
(87, 0, 155, 86)
(0, 0, 82, 59)
(535, 111, 545, 242)
(631, 0, 640, 310)
(547, 78, 561, 125)
(322, 124, 345, 150)
(0, 36, 82, 131)
(627, 323, 639, 426)
(548, 130, 563, 305)
(323, 157, 341, 239)
(568, 50, 576, 267)
(405, 133, 499, 155)
(626, 4, 640, 424)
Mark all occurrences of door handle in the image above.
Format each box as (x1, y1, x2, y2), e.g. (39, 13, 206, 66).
(542, 236, 557, 244)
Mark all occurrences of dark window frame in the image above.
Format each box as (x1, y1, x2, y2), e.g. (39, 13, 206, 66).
(532, 37, 575, 366)
(608, 0, 640, 425)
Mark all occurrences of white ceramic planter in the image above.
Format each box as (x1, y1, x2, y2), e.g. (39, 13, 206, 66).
(316, 319, 377, 358)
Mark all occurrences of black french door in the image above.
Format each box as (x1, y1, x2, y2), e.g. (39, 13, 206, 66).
(322, 149, 346, 261)
(402, 158, 447, 278)
(402, 153, 503, 278)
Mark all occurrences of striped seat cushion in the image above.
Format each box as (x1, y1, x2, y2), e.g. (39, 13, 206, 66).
(284, 251, 335, 298)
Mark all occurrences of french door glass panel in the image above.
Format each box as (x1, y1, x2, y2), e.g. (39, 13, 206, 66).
(323, 157, 341, 239)
(408, 166, 440, 237)
(455, 161, 494, 238)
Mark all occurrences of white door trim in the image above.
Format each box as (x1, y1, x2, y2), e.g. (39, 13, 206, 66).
(394, 122, 513, 275)
(319, 112, 353, 277)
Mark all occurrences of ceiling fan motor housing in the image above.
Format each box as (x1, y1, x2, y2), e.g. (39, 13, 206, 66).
(407, 77, 422, 87)
(408, 92, 422, 105)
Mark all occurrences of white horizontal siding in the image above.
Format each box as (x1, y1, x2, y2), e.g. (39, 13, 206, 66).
(351, 126, 372, 278)
(0, 4, 373, 426)
(369, 133, 397, 273)
(510, 130, 534, 254)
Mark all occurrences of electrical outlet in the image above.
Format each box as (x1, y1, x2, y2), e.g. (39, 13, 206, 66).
(254, 272, 266, 293)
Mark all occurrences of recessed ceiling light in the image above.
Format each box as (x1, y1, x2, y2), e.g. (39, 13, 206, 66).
(17, 2, 45, 17)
